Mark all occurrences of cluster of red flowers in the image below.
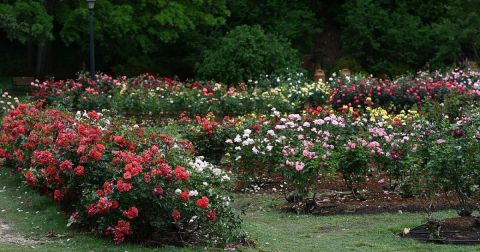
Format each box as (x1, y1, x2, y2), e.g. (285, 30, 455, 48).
(328, 75, 480, 109)
(0, 104, 222, 244)
(174, 165, 190, 180)
(107, 220, 132, 244)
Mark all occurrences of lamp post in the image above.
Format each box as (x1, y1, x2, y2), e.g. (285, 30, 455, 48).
(86, 0, 96, 81)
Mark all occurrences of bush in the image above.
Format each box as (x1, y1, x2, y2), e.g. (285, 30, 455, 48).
(0, 104, 242, 245)
(196, 25, 301, 85)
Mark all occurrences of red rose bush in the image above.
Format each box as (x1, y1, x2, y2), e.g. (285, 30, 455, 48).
(0, 103, 241, 245)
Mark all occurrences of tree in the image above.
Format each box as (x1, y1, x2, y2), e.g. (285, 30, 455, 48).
(0, 0, 54, 77)
(58, 0, 230, 73)
(341, 0, 480, 75)
(0, 0, 53, 44)
(0, 0, 230, 78)
(196, 25, 300, 84)
(226, 0, 321, 53)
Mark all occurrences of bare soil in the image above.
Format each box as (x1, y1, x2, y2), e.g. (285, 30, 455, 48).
(236, 173, 475, 215)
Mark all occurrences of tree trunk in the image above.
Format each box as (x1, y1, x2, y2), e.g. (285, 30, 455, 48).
(27, 42, 35, 75)
(34, 0, 55, 79)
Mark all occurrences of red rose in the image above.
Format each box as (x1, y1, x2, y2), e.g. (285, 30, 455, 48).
(53, 189, 62, 201)
(88, 149, 102, 161)
(144, 174, 151, 184)
(112, 220, 131, 244)
(117, 180, 132, 192)
(206, 209, 217, 221)
(174, 166, 189, 180)
(196, 196, 209, 209)
(87, 111, 100, 120)
(25, 170, 37, 185)
(153, 187, 163, 196)
(103, 181, 112, 194)
(74, 166, 84, 176)
(171, 209, 181, 220)
(123, 172, 132, 180)
(111, 200, 119, 209)
(180, 191, 190, 201)
(77, 145, 86, 154)
(122, 206, 139, 219)
(59, 160, 73, 171)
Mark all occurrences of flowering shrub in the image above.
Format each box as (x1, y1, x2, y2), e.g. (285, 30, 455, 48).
(0, 104, 242, 245)
(12, 68, 480, 223)
(31, 73, 330, 118)
(226, 94, 480, 210)
(327, 70, 480, 110)
(0, 92, 20, 117)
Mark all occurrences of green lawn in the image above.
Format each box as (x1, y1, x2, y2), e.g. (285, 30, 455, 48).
(0, 168, 479, 252)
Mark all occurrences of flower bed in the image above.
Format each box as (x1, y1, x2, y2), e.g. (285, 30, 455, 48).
(3, 68, 480, 245)
(0, 103, 242, 245)
(31, 70, 480, 120)
(225, 93, 480, 216)
(32, 73, 328, 118)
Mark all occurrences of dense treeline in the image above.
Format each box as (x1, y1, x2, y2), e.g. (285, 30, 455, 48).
(0, 0, 479, 81)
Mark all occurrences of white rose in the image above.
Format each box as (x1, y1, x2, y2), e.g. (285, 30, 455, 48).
(174, 189, 182, 195)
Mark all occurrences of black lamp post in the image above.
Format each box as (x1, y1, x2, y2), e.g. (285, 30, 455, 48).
(86, 0, 96, 81)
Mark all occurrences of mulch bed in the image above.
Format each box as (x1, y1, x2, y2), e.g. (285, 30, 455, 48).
(402, 216, 480, 245)
(280, 189, 467, 215)
(236, 173, 474, 215)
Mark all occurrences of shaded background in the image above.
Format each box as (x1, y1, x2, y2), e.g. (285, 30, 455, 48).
(0, 0, 479, 81)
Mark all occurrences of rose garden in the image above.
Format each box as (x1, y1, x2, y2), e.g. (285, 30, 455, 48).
(0, 69, 479, 251)
(1, 1, 480, 251)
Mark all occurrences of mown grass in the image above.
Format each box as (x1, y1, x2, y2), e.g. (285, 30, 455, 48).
(1, 168, 480, 252)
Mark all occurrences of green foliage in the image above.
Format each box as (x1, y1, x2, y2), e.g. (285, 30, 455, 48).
(341, 0, 480, 75)
(196, 25, 301, 84)
(58, 0, 229, 69)
(226, 0, 321, 53)
(0, 0, 53, 44)
(330, 57, 364, 74)
(335, 144, 370, 191)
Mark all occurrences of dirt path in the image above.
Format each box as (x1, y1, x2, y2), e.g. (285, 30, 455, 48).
(0, 219, 39, 246)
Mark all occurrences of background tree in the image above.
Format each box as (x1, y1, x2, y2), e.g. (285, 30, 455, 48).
(341, 0, 480, 75)
(195, 25, 300, 84)
(0, 0, 480, 80)
(0, 0, 53, 77)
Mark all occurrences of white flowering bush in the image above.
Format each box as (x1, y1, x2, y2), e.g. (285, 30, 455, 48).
(0, 92, 20, 116)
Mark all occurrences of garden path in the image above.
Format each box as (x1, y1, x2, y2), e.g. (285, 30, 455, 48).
(0, 219, 38, 245)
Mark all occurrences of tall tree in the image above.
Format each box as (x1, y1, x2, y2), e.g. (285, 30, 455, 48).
(0, 0, 230, 77)
(0, 0, 53, 77)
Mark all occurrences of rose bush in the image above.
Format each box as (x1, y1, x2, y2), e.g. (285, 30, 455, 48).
(226, 93, 480, 213)
(32, 73, 329, 118)
(0, 103, 242, 245)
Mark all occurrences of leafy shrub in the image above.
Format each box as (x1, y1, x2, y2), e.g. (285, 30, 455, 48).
(196, 25, 301, 85)
(0, 104, 242, 245)
(330, 57, 364, 74)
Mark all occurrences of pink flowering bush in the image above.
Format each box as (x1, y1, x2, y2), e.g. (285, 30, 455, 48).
(226, 92, 480, 210)
(0, 104, 242, 245)
(327, 69, 480, 110)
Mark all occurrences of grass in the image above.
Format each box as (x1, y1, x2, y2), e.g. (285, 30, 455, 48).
(1, 168, 480, 252)
(236, 194, 480, 252)
(0, 77, 12, 91)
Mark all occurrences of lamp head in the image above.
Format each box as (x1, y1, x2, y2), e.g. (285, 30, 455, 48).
(86, 0, 96, 10)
